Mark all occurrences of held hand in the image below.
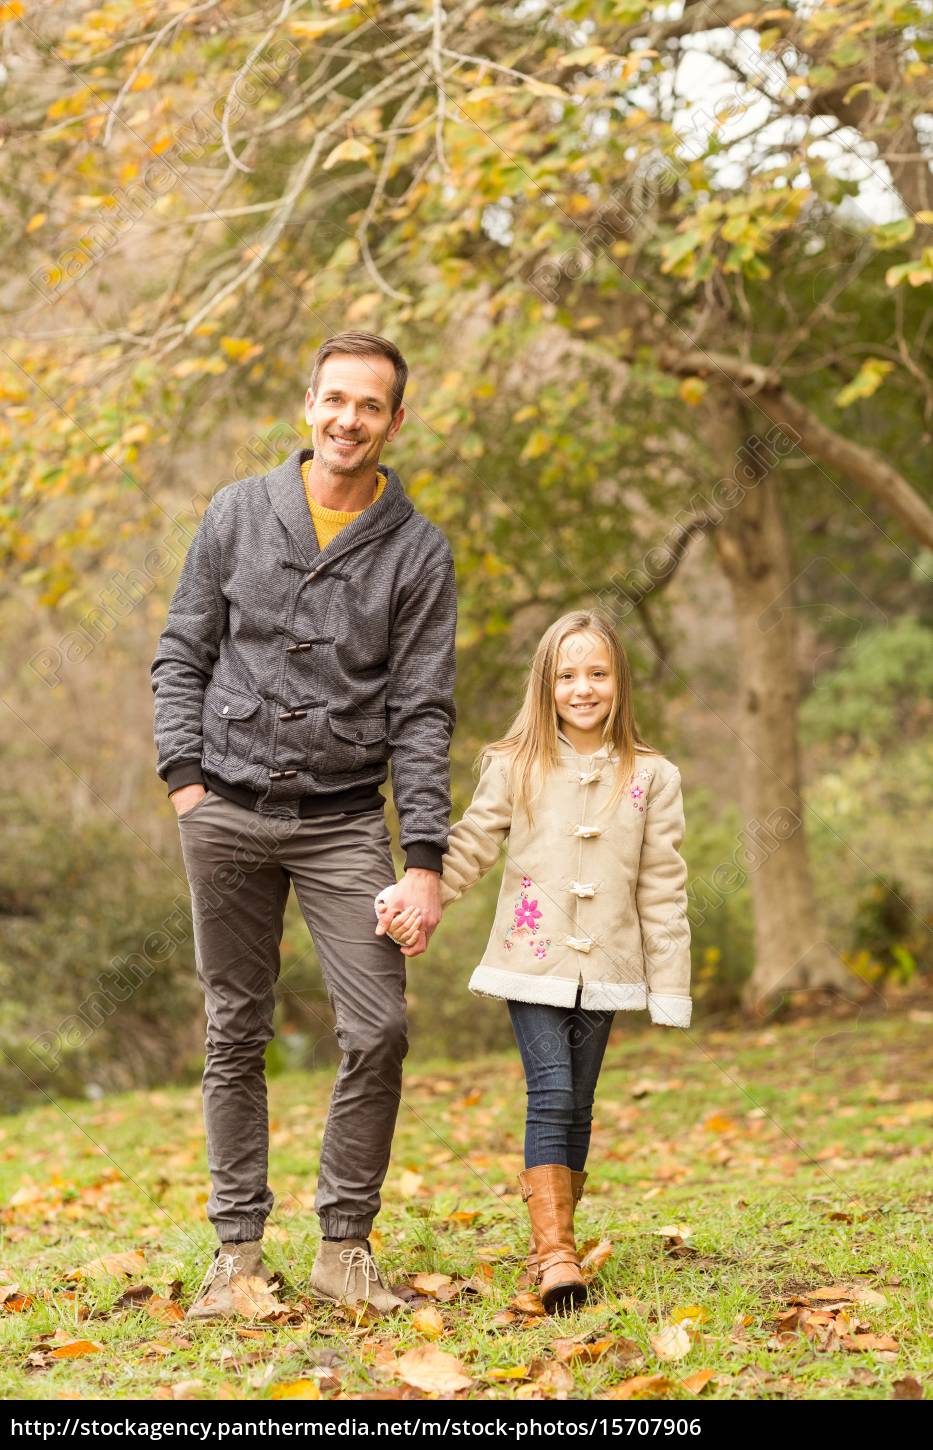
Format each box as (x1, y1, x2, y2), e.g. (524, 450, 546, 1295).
(399, 868, 442, 943)
(171, 784, 206, 817)
(374, 886, 429, 957)
(379, 902, 423, 948)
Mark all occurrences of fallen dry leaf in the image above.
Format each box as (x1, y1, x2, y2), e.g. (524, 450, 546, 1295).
(68, 1250, 146, 1281)
(398, 1170, 424, 1199)
(3, 1294, 32, 1312)
(655, 1224, 692, 1240)
(841, 1333, 900, 1354)
(580, 1239, 613, 1273)
(850, 1286, 888, 1307)
(395, 1345, 475, 1394)
(486, 1364, 530, 1382)
(510, 1291, 546, 1316)
(605, 1373, 673, 1399)
(680, 1369, 715, 1394)
(807, 1284, 858, 1301)
(145, 1296, 185, 1325)
(412, 1305, 444, 1340)
(49, 1340, 103, 1360)
(672, 1304, 708, 1328)
(703, 1114, 737, 1133)
(171, 1380, 205, 1400)
(270, 1379, 321, 1400)
(892, 1376, 922, 1400)
(651, 1324, 692, 1362)
(536, 1361, 575, 1394)
(230, 1275, 290, 1320)
(410, 1272, 455, 1301)
(630, 1079, 681, 1098)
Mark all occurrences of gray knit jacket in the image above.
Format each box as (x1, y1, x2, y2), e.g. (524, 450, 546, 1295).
(150, 446, 457, 871)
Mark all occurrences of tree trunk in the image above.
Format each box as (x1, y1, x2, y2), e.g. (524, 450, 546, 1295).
(705, 408, 853, 1014)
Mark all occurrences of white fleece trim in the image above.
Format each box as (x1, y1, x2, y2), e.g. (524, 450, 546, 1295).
(468, 966, 582, 1007)
(468, 967, 650, 1013)
(647, 992, 693, 1029)
(580, 981, 648, 1012)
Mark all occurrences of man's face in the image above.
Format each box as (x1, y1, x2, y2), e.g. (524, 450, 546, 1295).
(305, 353, 404, 476)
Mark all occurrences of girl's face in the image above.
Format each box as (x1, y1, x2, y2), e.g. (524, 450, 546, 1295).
(553, 631, 615, 742)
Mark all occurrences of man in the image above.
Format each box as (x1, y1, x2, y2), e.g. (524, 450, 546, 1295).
(151, 332, 455, 1319)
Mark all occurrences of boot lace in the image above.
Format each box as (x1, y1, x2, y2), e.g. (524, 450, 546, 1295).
(338, 1244, 385, 1302)
(196, 1249, 241, 1298)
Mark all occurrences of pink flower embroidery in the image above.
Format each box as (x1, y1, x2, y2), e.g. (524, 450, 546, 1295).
(521, 875, 532, 890)
(630, 768, 651, 813)
(514, 897, 542, 931)
(533, 941, 548, 959)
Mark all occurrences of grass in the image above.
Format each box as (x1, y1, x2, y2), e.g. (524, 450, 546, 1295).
(1, 998, 931, 1401)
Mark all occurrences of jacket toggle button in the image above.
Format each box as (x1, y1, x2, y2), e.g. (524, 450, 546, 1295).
(578, 769, 601, 785)
(280, 710, 307, 721)
(565, 935, 594, 953)
(572, 824, 602, 838)
(269, 769, 298, 781)
(570, 881, 596, 898)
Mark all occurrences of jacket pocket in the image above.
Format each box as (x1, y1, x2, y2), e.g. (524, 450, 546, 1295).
(203, 682, 261, 765)
(317, 708, 387, 777)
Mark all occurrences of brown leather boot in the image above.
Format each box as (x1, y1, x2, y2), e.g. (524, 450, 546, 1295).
(527, 1168, 587, 1285)
(519, 1164, 587, 1315)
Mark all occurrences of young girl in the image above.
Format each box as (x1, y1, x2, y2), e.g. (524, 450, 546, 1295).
(376, 610, 692, 1315)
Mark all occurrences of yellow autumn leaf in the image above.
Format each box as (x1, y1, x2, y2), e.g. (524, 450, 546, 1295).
(672, 1304, 708, 1327)
(322, 138, 374, 170)
(398, 1169, 424, 1198)
(0, 3, 25, 23)
(523, 79, 568, 100)
(288, 18, 342, 40)
(220, 336, 263, 363)
(412, 1305, 444, 1339)
(26, 214, 47, 234)
(270, 1379, 321, 1399)
(679, 377, 707, 406)
(487, 1364, 530, 1381)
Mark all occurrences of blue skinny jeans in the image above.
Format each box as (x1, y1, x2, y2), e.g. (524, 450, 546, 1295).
(507, 994, 615, 1171)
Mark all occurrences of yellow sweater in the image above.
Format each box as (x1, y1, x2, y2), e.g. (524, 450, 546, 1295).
(301, 457, 387, 550)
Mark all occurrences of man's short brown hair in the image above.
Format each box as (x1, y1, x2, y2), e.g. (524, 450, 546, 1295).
(310, 332, 408, 415)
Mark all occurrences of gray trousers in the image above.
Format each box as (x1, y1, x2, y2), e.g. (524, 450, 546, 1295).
(176, 789, 406, 1244)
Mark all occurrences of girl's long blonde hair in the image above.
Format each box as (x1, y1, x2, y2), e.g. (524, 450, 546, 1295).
(478, 610, 658, 826)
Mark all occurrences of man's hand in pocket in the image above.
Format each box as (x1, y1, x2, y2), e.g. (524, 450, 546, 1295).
(171, 784, 207, 817)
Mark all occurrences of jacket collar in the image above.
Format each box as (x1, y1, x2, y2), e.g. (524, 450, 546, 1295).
(557, 727, 612, 759)
(264, 446, 414, 569)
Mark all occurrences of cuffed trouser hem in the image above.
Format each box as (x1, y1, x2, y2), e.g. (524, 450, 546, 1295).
(212, 1219, 267, 1245)
(318, 1214, 375, 1241)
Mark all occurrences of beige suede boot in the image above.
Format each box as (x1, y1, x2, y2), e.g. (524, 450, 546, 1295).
(309, 1238, 407, 1312)
(186, 1240, 272, 1322)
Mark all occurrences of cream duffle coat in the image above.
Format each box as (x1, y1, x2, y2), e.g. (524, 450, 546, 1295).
(438, 731, 692, 1028)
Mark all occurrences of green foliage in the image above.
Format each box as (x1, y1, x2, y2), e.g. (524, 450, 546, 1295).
(800, 616, 933, 747)
(682, 788, 755, 1014)
(0, 788, 203, 1110)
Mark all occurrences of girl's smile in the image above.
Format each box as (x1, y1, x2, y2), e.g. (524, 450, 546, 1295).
(554, 631, 614, 752)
